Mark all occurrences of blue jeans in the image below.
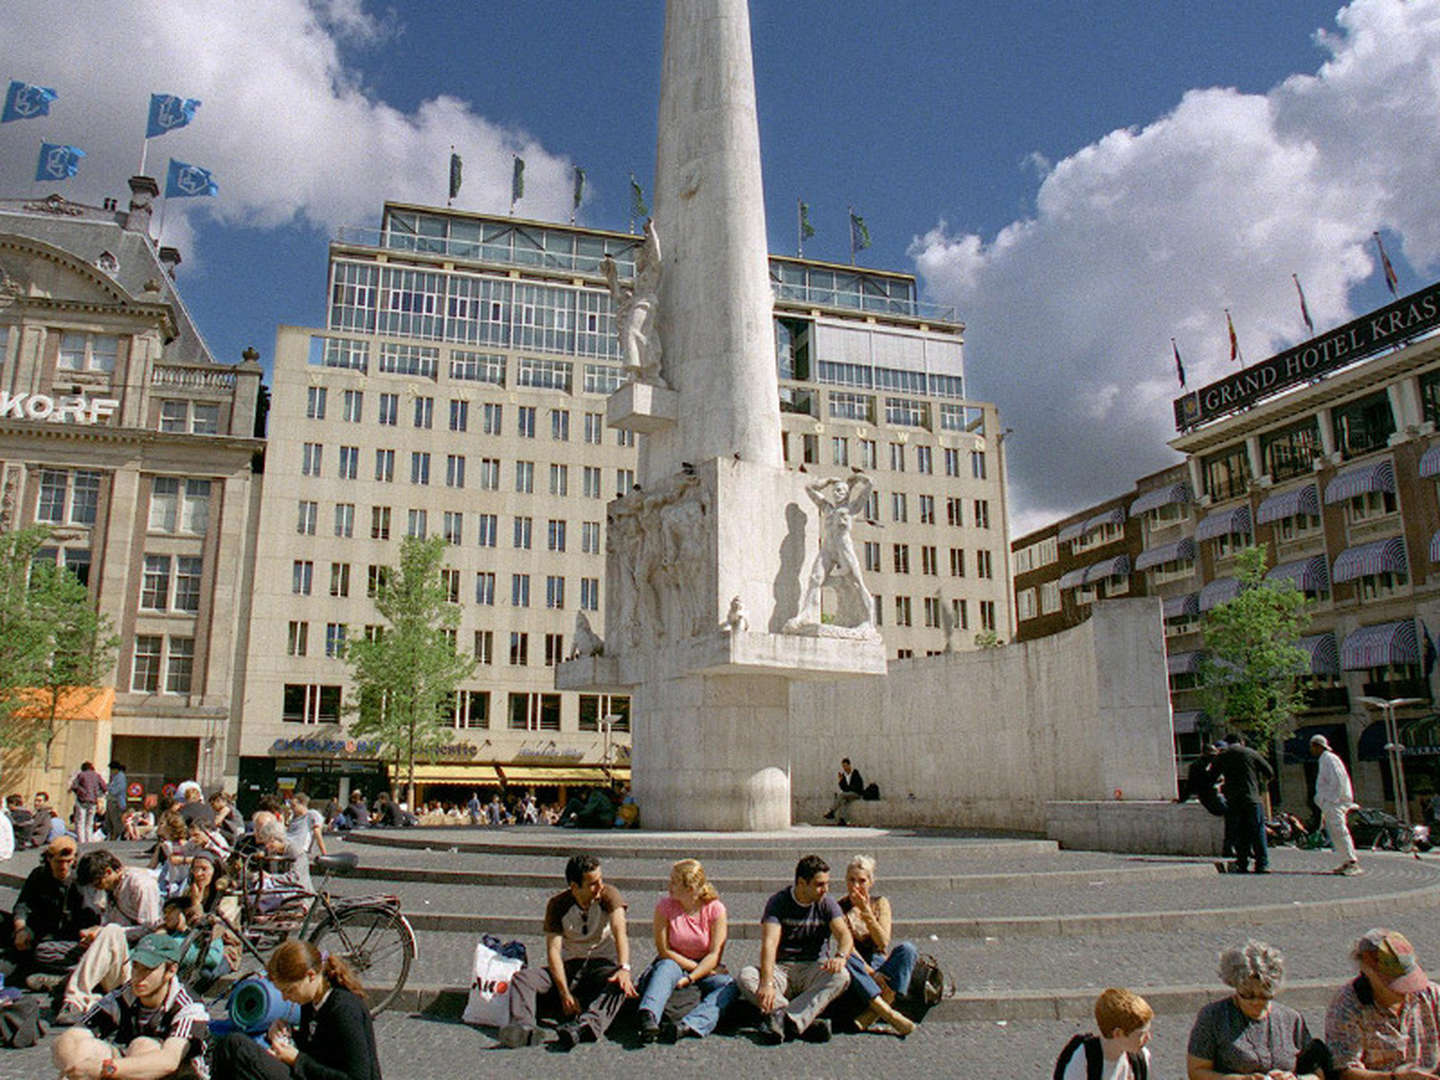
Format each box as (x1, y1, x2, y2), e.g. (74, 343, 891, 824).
(637, 958, 738, 1037)
(1227, 799, 1268, 871)
(846, 941, 918, 1003)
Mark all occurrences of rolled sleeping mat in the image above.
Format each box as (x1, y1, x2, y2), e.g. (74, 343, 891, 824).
(227, 975, 302, 1034)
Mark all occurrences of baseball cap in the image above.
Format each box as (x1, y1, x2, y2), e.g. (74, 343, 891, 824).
(1358, 929, 1429, 993)
(1310, 734, 1330, 749)
(130, 933, 186, 970)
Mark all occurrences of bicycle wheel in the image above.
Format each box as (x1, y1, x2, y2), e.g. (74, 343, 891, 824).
(307, 905, 415, 1015)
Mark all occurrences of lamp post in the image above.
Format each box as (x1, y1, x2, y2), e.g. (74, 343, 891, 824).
(1357, 696, 1427, 826)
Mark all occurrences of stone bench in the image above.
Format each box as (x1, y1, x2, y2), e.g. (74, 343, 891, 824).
(1046, 799, 1224, 856)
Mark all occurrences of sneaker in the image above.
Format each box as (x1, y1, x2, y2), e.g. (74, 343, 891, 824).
(555, 1023, 582, 1051)
(659, 1020, 681, 1044)
(799, 1018, 832, 1043)
(1338, 862, 1364, 876)
(25, 973, 65, 993)
(638, 1013, 661, 1044)
(757, 1010, 785, 1046)
(53, 1003, 86, 1027)
(496, 1023, 540, 1048)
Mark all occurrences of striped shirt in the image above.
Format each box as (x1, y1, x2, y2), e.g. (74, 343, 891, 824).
(83, 978, 209, 1078)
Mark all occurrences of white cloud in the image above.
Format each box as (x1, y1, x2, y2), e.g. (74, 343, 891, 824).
(912, 0, 1440, 537)
(0, 1, 575, 247)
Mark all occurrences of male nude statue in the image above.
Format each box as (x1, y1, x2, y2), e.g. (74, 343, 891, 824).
(785, 472, 875, 633)
(601, 219, 665, 386)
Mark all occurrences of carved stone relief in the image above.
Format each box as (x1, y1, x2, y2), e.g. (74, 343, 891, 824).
(607, 472, 712, 651)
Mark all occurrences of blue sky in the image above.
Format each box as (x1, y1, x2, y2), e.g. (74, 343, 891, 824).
(2, 1, 1436, 530)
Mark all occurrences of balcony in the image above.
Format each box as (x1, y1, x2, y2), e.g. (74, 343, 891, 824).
(1362, 679, 1432, 704)
(151, 365, 239, 391)
(1303, 685, 1351, 712)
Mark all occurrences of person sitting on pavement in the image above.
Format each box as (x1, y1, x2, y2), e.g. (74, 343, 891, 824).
(212, 938, 380, 1080)
(6, 835, 95, 984)
(6, 793, 35, 848)
(738, 854, 853, 1045)
(1186, 939, 1331, 1080)
(51, 931, 209, 1080)
(210, 792, 243, 848)
(1054, 987, 1154, 1080)
(55, 850, 165, 1021)
(823, 758, 865, 825)
(557, 786, 616, 829)
(1311, 734, 1362, 877)
(1214, 734, 1274, 874)
(836, 854, 916, 1037)
(151, 812, 193, 899)
(635, 858, 737, 1043)
(497, 853, 638, 1050)
(31, 791, 67, 847)
(1325, 928, 1440, 1079)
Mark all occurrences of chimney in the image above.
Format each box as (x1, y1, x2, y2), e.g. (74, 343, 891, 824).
(158, 247, 182, 278)
(124, 176, 160, 235)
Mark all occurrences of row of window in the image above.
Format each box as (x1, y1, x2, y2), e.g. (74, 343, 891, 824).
(296, 504, 605, 553)
(290, 560, 600, 611)
(871, 595, 998, 632)
(865, 542, 996, 578)
(784, 434, 987, 479)
(296, 446, 635, 497)
(34, 471, 211, 535)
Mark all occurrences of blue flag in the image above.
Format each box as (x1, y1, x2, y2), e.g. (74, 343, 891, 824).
(35, 143, 84, 182)
(3, 81, 58, 123)
(165, 158, 218, 198)
(147, 94, 201, 138)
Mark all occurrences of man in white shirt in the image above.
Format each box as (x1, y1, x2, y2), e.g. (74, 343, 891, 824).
(1311, 734, 1361, 876)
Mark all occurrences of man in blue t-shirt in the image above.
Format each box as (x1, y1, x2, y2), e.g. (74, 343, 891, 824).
(738, 854, 853, 1044)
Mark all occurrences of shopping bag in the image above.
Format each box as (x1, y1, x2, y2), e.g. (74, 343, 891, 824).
(461, 939, 525, 1027)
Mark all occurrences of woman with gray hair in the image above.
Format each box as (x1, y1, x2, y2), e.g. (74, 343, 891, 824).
(1186, 939, 1331, 1080)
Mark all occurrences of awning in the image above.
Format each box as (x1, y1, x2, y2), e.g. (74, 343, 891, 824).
(1265, 555, 1329, 594)
(1082, 507, 1126, 534)
(1199, 577, 1242, 611)
(1057, 520, 1089, 543)
(1136, 537, 1196, 571)
(1298, 632, 1340, 676)
(1131, 482, 1193, 515)
(1421, 443, 1440, 478)
(1163, 593, 1200, 619)
(1341, 619, 1419, 670)
(1082, 555, 1131, 584)
(1332, 536, 1408, 584)
(1195, 504, 1252, 542)
(1256, 484, 1319, 525)
(498, 765, 630, 784)
(1058, 567, 1088, 589)
(1324, 459, 1395, 504)
(1172, 710, 1204, 735)
(1167, 651, 1204, 675)
(405, 764, 502, 785)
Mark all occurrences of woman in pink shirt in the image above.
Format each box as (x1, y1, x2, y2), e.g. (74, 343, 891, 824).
(636, 859, 738, 1042)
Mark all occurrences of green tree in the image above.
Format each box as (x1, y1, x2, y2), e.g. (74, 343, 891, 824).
(1197, 545, 1311, 746)
(344, 536, 474, 807)
(0, 526, 119, 773)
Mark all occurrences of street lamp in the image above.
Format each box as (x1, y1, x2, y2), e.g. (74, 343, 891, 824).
(1357, 696, 1428, 826)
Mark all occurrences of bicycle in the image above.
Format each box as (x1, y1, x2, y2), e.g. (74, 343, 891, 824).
(180, 848, 417, 1015)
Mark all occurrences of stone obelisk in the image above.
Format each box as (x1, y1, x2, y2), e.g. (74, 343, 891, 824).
(559, 0, 885, 830)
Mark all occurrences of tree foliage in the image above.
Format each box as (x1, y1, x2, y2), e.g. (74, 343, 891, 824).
(344, 536, 474, 805)
(0, 526, 119, 771)
(1197, 545, 1311, 745)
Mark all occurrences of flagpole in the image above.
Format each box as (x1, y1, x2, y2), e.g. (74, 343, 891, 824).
(139, 138, 148, 179)
(156, 194, 168, 246)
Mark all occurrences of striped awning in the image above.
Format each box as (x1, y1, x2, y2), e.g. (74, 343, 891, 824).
(1162, 593, 1200, 619)
(1136, 537, 1196, 571)
(1172, 710, 1205, 735)
(1341, 619, 1420, 670)
(1131, 482, 1193, 515)
(1058, 567, 1088, 589)
(1057, 520, 1088, 543)
(1298, 632, 1340, 676)
(1195, 504, 1252, 542)
(1421, 443, 1440, 478)
(1082, 555, 1131, 584)
(1082, 507, 1126, 534)
(1167, 651, 1204, 675)
(1324, 459, 1395, 505)
(1432, 530, 1440, 564)
(1199, 577, 1242, 611)
(1255, 484, 1319, 525)
(1265, 555, 1329, 594)
(1332, 536, 1408, 584)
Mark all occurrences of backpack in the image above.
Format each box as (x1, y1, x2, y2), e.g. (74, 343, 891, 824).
(1053, 1034, 1148, 1080)
(862, 782, 881, 801)
(907, 953, 947, 1006)
(0, 996, 44, 1049)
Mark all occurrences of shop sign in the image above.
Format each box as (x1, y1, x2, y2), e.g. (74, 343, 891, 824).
(1175, 279, 1440, 431)
(270, 736, 381, 757)
(515, 746, 586, 762)
(0, 391, 119, 424)
(420, 743, 480, 760)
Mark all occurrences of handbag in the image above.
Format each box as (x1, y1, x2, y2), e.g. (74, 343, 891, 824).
(462, 939, 526, 1028)
(0, 997, 44, 1049)
(908, 953, 947, 1006)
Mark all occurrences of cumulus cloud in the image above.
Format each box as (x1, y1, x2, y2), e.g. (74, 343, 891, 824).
(0, 1, 576, 252)
(912, 0, 1440, 536)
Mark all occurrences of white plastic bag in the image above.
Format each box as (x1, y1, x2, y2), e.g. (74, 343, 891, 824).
(461, 940, 524, 1027)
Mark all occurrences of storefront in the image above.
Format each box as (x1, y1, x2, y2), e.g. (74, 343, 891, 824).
(236, 736, 387, 817)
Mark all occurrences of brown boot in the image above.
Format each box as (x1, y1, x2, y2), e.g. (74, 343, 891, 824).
(869, 996, 915, 1037)
(852, 1006, 878, 1031)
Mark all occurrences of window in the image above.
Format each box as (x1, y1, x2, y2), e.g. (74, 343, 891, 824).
(131, 636, 162, 692)
(889, 443, 906, 472)
(945, 448, 961, 477)
(58, 332, 118, 373)
(338, 446, 359, 480)
(1274, 510, 1320, 541)
(545, 633, 565, 666)
(828, 391, 873, 421)
(36, 470, 67, 523)
(946, 497, 963, 527)
(366, 565, 388, 597)
(515, 461, 534, 493)
(916, 446, 933, 474)
(517, 406, 536, 438)
(583, 412, 605, 444)
(410, 452, 431, 486)
(443, 511, 463, 545)
(377, 393, 398, 426)
(615, 429, 635, 448)
(370, 506, 391, 540)
(476, 513, 497, 547)
(921, 545, 938, 575)
(473, 631, 493, 666)
(953, 598, 968, 630)
(584, 364, 625, 394)
(281, 684, 342, 725)
(483, 403, 503, 435)
(159, 401, 188, 432)
(579, 694, 631, 732)
(1041, 581, 1061, 614)
(287, 621, 309, 657)
(552, 409, 570, 441)
(865, 489, 879, 521)
(449, 399, 468, 432)
(322, 561, 348, 598)
(301, 443, 323, 477)
(924, 596, 943, 628)
(549, 464, 568, 496)
(949, 548, 965, 577)
(479, 458, 500, 490)
(580, 577, 600, 611)
(583, 467, 603, 498)
(513, 516, 533, 549)
(1332, 390, 1396, 459)
(413, 396, 434, 429)
(292, 560, 313, 595)
(801, 434, 818, 464)
(919, 495, 935, 525)
(173, 557, 202, 612)
(150, 636, 193, 693)
(453, 689, 490, 729)
(441, 568, 461, 603)
(374, 449, 394, 483)
(1201, 445, 1250, 501)
(873, 595, 883, 627)
(832, 437, 849, 466)
(451, 352, 505, 386)
(581, 521, 601, 554)
(893, 596, 912, 626)
(864, 541, 881, 573)
(475, 572, 496, 605)
(69, 471, 100, 525)
(546, 575, 565, 609)
(141, 555, 170, 610)
(974, 500, 991, 529)
(548, 519, 567, 552)
(1348, 489, 1397, 523)
(980, 600, 997, 632)
(509, 632, 529, 666)
(517, 358, 573, 392)
(511, 574, 530, 607)
(976, 550, 993, 578)
(406, 509, 427, 538)
(324, 623, 347, 658)
(891, 493, 908, 523)
(617, 469, 636, 497)
(859, 440, 877, 469)
(884, 397, 928, 427)
(342, 389, 363, 422)
(508, 691, 561, 730)
(1261, 418, 1322, 480)
(306, 386, 327, 420)
(192, 402, 221, 433)
(892, 544, 910, 574)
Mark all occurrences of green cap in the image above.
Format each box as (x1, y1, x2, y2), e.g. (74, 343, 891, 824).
(130, 932, 186, 969)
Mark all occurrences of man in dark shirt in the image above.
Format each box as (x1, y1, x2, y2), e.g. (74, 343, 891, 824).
(824, 758, 865, 824)
(1215, 734, 1275, 873)
(70, 762, 106, 844)
(738, 854, 853, 1044)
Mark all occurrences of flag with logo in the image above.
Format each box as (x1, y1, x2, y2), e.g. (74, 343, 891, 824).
(511, 156, 525, 204)
(572, 166, 585, 213)
(35, 143, 83, 182)
(448, 152, 463, 199)
(165, 158, 218, 198)
(2, 80, 58, 123)
(146, 94, 201, 138)
(1293, 273, 1314, 335)
(799, 200, 815, 241)
(629, 174, 648, 221)
(1226, 309, 1241, 364)
(1375, 232, 1399, 296)
(1171, 339, 1185, 389)
(849, 210, 871, 255)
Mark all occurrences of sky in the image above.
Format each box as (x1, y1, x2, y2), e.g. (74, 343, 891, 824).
(2, 0, 1438, 534)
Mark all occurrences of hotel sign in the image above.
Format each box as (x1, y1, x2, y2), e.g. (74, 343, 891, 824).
(1174, 280, 1440, 431)
(0, 392, 119, 424)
